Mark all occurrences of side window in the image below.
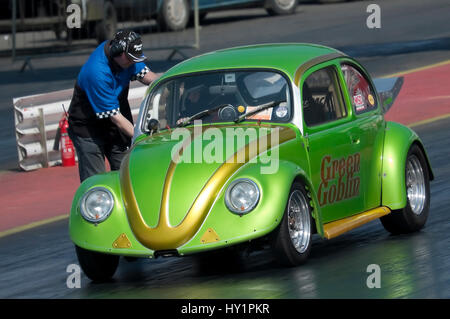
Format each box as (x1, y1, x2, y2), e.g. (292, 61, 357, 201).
(302, 66, 347, 127)
(341, 64, 377, 114)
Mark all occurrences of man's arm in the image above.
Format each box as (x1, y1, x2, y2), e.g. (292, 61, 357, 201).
(110, 113, 134, 138)
(139, 70, 163, 85)
(111, 69, 161, 137)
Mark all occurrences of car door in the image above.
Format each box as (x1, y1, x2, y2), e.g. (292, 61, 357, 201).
(339, 61, 384, 211)
(300, 62, 365, 224)
(198, 0, 222, 10)
(215, 0, 252, 8)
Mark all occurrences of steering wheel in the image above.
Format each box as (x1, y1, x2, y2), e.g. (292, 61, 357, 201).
(218, 104, 238, 121)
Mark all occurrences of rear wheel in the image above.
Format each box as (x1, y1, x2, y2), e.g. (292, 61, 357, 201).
(272, 182, 312, 266)
(380, 144, 430, 234)
(158, 0, 190, 31)
(266, 0, 298, 16)
(75, 245, 119, 282)
(95, 1, 117, 43)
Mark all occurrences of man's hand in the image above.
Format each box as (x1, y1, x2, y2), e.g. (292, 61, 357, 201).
(176, 117, 189, 126)
(110, 113, 134, 138)
(140, 71, 163, 85)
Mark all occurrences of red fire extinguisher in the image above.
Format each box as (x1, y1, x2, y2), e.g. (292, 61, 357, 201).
(54, 106, 76, 167)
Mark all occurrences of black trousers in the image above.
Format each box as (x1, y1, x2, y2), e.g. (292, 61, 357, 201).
(68, 128, 129, 183)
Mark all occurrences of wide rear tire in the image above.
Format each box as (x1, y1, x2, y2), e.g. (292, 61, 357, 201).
(380, 144, 430, 234)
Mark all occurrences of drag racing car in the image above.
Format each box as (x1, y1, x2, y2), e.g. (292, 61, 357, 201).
(69, 43, 433, 281)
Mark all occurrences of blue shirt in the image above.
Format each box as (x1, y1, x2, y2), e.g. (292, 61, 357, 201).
(77, 41, 148, 119)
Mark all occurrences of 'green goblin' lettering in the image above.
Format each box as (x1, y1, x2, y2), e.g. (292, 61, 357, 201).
(318, 153, 360, 206)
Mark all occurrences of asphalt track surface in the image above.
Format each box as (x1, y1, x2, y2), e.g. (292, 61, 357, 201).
(0, 0, 449, 300)
(1, 115, 449, 299)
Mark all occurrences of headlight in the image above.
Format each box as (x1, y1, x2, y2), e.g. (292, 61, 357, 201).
(225, 179, 260, 214)
(80, 187, 114, 223)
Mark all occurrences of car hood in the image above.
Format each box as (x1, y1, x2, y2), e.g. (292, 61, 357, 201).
(120, 123, 297, 251)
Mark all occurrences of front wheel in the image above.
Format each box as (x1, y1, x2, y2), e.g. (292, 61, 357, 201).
(272, 182, 312, 266)
(75, 246, 119, 282)
(266, 0, 298, 16)
(380, 144, 430, 234)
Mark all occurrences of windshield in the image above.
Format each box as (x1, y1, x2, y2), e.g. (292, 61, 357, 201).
(142, 70, 292, 131)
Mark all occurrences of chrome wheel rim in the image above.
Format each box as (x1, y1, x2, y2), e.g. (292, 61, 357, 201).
(274, 0, 296, 10)
(406, 155, 426, 215)
(167, 0, 187, 25)
(287, 190, 311, 254)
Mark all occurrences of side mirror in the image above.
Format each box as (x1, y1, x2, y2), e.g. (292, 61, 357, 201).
(147, 118, 159, 135)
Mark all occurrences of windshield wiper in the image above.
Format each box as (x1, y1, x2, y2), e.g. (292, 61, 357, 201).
(234, 100, 285, 124)
(177, 104, 230, 127)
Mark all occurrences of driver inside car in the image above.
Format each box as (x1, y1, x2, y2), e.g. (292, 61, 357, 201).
(176, 83, 210, 125)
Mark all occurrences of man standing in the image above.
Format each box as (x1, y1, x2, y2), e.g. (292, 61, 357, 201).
(68, 30, 161, 182)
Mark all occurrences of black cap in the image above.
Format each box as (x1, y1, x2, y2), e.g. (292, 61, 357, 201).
(113, 30, 147, 63)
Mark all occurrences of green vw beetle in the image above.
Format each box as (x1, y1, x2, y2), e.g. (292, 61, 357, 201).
(69, 44, 433, 281)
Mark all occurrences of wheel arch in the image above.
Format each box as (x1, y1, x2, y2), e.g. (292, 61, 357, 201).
(255, 159, 324, 237)
(412, 139, 434, 181)
(291, 170, 323, 237)
(381, 121, 434, 210)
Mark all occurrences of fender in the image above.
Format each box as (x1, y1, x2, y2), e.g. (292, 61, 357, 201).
(177, 160, 322, 254)
(69, 172, 153, 257)
(292, 170, 324, 238)
(272, 160, 324, 238)
(260, 159, 324, 238)
(381, 122, 434, 210)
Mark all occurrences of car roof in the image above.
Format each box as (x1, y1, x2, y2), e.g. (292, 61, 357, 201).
(160, 43, 344, 81)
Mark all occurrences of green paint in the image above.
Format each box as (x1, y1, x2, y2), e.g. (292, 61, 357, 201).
(69, 44, 432, 257)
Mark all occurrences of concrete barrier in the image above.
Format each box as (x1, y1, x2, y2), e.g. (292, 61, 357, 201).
(14, 85, 147, 171)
